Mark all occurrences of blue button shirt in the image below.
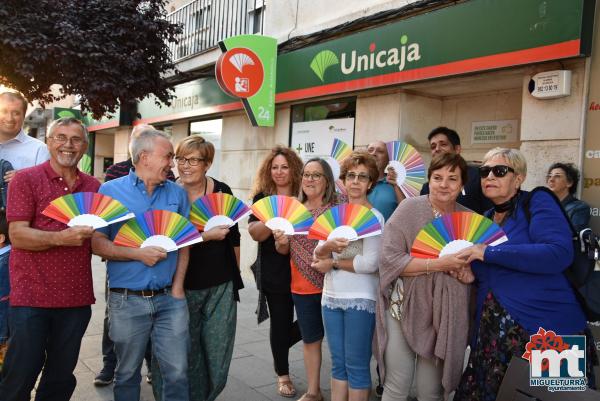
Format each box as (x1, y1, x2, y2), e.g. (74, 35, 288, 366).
(98, 170, 191, 290)
(367, 178, 398, 221)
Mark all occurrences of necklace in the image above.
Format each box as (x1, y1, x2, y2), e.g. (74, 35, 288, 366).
(428, 196, 445, 218)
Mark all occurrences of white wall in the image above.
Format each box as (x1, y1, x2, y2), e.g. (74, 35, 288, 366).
(519, 58, 586, 190)
(265, 0, 421, 42)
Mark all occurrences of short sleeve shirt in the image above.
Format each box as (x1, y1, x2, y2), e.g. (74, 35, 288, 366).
(0, 130, 49, 170)
(367, 178, 398, 221)
(97, 170, 190, 290)
(6, 161, 100, 307)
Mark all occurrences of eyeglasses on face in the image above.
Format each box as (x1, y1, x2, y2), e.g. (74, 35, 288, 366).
(175, 156, 205, 166)
(478, 165, 515, 178)
(48, 134, 85, 146)
(302, 172, 324, 181)
(345, 172, 370, 183)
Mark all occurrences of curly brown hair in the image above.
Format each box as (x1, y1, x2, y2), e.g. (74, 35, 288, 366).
(250, 145, 304, 198)
(339, 151, 379, 194)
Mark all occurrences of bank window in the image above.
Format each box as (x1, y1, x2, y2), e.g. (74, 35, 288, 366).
(291, 98, 356, 123)
(189, 118, 222, 179)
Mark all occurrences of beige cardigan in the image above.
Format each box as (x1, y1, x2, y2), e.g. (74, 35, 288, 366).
(375, 195, 471, 399)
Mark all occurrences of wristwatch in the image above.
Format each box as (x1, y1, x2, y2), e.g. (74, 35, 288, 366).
(332, 259, 339, 270)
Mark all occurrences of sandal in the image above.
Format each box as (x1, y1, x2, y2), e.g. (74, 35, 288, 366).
(296, 392, 323, 401)
(277, 377, 297, 398)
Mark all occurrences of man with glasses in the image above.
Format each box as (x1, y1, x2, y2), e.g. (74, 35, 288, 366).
(94, 124, 173, 387)
(420, 127, 491, 214)
(0, 118, 99, 400)
(92, 129, 191, 401)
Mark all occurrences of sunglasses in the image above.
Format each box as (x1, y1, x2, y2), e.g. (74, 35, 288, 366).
(478, 165, 515, 178)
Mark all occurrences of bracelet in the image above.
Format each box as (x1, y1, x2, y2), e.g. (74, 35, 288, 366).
(426, 259, 430, 275)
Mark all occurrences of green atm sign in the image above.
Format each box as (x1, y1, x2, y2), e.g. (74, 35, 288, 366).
(216, 35, 277, 127)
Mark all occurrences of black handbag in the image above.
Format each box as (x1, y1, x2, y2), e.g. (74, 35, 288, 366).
(524, 187, 600, 321)
(251, 243, 269, 324)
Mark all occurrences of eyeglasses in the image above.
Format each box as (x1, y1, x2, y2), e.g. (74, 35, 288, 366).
(175, 156, 205, 166)
(48, 134, 85, 146)
(546, 174, 565, 181)
(302, 172, 324, 181)
(478, 165, 515, 178)
(345, 172, 370, 183)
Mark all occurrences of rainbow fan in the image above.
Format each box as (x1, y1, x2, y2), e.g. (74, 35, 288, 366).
(327, 138, 352, 182)
(190, 193, 251, 231)
(386, 141, 426, 198)
(42, 192, 134, 229)
(308, 203, 382, 241)
(250, 195, 314, 235)
(114, 210, 203, 252)
(410, 212, 508, 258)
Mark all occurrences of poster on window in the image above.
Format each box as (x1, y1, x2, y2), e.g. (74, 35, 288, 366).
(290, 118, 355, 179)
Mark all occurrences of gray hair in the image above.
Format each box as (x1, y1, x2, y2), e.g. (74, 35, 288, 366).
(47, 117, 89, 143)
(482, 147, 527, 177)
(130, 129, 171, 164)
(298, 158, 337, 205)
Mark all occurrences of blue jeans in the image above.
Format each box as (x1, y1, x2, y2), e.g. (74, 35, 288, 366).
(0, 251, 9, 344)
(108, 290, 189, 401)
(0, 305, 91, 401)
(292, 293, 324, 344)
(322, 305, 375, 389)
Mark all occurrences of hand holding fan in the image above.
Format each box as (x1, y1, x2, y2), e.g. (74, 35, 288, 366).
(386, 141, 426, 198)
(42, 192, 134, 229)
(410, 211, 508, 258)
(114, 210, 203, 252)
(327, 138, 352, 180)
(308, 203, 382, 241)
(190, 193, 251, 231)
(250, 195, 314, 235)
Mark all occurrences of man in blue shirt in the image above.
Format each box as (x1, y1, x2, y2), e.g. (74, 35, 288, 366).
(92, 129, 191, 401)
(367, 140, 405, 221)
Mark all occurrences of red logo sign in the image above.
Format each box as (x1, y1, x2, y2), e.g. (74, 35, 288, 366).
(216, 48, 264, 98)
(522, 327, 570, 372)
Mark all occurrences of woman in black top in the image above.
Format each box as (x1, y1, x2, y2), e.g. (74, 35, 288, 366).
(546, 162, 591, 231)
(248, 146, 304, 398)
(152, 135, 242, 401)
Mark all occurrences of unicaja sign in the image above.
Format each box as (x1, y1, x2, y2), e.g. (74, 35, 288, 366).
(309, 36, 421, 82)
(341, 36, 421, 74)
(522, 327, 587, 392)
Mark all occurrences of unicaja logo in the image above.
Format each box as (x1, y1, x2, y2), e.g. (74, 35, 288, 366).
(522, 327, 587, 392)
(341, 36, 421, 74)
(309, 35, 421, 82)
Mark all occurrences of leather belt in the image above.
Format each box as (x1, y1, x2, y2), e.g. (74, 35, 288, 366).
(110, 287, 171, 298)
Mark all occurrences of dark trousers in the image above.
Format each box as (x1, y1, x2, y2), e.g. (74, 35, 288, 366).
(102, 278, 151, 373)
(0, 306, 91, 401)
(264, 291, 302, 376)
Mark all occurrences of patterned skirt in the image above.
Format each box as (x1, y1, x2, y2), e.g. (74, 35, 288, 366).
(453, 292, 597, 401)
